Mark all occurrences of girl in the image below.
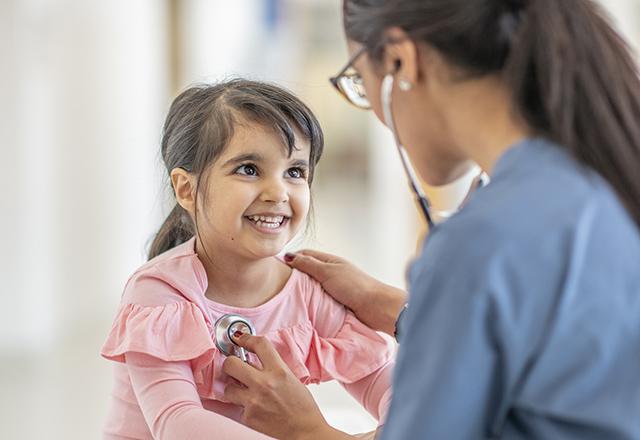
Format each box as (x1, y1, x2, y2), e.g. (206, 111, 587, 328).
(100, 79, 394, 439)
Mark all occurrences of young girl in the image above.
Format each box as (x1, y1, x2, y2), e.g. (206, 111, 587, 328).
(101, 79, 395, 439)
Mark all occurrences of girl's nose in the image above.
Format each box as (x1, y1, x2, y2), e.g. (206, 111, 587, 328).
(260, 178, 288, 204)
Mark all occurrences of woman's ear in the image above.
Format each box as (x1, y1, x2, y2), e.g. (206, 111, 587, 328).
(382, 27, 420, 88)
(170, 168, 196, 215)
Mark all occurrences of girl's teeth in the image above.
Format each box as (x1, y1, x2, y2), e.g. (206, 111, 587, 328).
(248, 215, 284, 223)
(247, 215, 286, 228)
(255, 220, 280, 229)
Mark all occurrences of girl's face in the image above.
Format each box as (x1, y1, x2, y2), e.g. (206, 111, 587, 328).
(196, 121, 311, 260)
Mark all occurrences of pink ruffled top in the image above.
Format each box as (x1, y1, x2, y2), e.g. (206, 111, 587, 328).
(101, 238, 395, 439)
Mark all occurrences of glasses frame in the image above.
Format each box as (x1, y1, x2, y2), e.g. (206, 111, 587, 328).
(329, 46, 370, 109)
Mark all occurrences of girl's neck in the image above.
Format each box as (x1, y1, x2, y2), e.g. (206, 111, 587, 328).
(195, 239, 290, 308)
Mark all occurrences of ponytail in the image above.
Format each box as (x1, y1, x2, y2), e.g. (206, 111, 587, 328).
(148, 204, 194, 260)
(505, 0, 640, 226)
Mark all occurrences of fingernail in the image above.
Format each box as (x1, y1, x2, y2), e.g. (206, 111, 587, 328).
(233, 330, 244, 339)
(284, 253, 295, 263)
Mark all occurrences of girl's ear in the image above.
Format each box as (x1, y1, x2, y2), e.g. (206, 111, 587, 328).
(170, 168, 196, 215)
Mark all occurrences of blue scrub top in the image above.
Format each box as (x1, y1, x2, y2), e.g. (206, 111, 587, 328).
(381, 138, 640, 439)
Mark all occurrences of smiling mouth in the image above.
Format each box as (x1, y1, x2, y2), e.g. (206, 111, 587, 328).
(245, 214, 289, 229)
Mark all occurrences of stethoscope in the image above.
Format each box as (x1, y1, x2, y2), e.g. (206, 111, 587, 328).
(214, 314, 256, 363)
(380, 74, 489, 229)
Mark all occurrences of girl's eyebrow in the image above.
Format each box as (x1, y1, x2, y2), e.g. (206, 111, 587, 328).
(222, 153, 309, 168)
(289, 158, 309, 168)
(222, 153, 263, 168)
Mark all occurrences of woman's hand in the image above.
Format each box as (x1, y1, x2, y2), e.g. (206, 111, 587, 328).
(284, 250, 407, 335)
(222, 334, 353, 440)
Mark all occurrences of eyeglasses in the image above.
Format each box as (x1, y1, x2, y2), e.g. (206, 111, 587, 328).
(329, 46, 370, 110)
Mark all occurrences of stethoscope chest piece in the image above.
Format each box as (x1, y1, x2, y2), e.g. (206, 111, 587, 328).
(213, 313, 256, 363)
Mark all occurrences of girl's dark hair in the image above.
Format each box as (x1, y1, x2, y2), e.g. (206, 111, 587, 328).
(344, 0, 640, 227)
(148, 79, 324, 260)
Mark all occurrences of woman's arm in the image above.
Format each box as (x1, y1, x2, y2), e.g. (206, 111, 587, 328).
(285, 250, 407, 336)
(125, 351, 274, 439)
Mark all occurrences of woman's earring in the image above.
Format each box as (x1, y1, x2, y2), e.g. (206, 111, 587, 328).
(398, 79, 412, 91)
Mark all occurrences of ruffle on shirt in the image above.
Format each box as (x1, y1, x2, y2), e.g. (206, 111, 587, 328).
(299, 312, 394, 384)
(100, 302, 216, 373)
(266, 312, 394, 386)
(101, 299, 394, 402)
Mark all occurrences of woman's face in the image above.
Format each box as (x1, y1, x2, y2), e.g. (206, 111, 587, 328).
(346, 39, 472, 186)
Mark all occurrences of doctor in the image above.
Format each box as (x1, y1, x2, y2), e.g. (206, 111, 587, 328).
(223, 0, 640, 438)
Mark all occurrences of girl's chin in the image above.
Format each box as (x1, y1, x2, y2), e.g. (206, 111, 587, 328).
(242, 242, 288, 260)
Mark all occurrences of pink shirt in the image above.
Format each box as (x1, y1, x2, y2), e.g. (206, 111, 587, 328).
(101, 238, 395, 439)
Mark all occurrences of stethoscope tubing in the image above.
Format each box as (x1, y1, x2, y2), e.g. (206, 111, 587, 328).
(380, 74, 487, 228)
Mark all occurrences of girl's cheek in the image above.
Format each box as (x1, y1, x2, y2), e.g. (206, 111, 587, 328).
(300, 187, 311, 215)
(292, 188, 311, 222)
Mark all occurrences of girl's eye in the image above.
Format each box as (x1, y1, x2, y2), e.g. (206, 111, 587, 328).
(288, 167, 307, 179)
(235, 164, 258, 176)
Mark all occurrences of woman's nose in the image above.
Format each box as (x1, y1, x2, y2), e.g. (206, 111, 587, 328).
(260, 178, 288, 204)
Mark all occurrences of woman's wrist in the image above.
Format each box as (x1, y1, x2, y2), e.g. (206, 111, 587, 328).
(364, 281, 407, 336)
(382, 285, 408, 336)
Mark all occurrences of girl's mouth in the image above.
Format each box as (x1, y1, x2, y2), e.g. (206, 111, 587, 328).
(245, 214, 289, 233)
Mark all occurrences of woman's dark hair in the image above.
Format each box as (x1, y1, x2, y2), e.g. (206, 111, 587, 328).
(344, 0, 640, 227)
(148, 79, 324, 260)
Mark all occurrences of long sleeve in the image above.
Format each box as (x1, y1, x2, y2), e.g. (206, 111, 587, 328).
(379, 251, 510, 439)
(302, 316, 395, 426)
(125, 352, 274, 440)
(378, 204, 564, 440)
(341, 360, 394, 423)
(378, 228, 512, 438)
(301, 275, 395, 425)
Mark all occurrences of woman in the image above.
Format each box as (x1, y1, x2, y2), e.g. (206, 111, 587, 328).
(222, 1, 640, 438)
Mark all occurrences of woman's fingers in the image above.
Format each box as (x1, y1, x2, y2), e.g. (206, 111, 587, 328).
(223, 381, 250, 406)
(295, 249, 344, 263)
(222, 354, 260, 387)
(285, 250, 345, 284)
(232, 334, 287, 370)
(285, 253, 326, 280)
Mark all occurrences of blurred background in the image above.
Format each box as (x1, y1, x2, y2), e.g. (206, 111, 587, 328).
(1, 0, 638, 438)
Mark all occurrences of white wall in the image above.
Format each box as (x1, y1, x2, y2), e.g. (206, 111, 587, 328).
(0, 0, 168, 353)
(0, 1, 168, 438)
